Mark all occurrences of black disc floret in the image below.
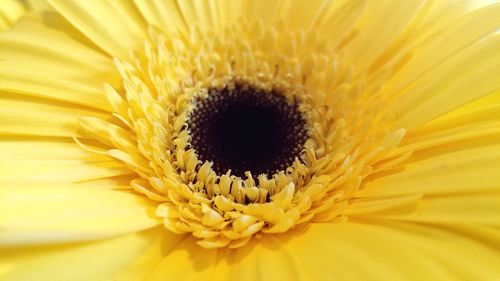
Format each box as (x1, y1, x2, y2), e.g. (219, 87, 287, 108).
(187, 84, 309, 177)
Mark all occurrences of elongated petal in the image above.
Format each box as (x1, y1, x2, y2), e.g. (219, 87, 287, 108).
(359, 144, 500, 197)
(388, 91, 500, 157)
(146, 222, 500, 281)
(145, 236, 219, 281)
(49, 0, 147, 58)
(0, 0, 26, 31)
(0, 140, 132, 184)
(113, 229, 186, 281)
(394, 33, 500, 128)
(408, 89, 500, 136)
(241, 0, 281, 25)
(177, 0, 221, 30)
(313, 0, 366, 48)
(0, 184, 160, 246)
(385, 4, 500, 99)
(277, 0, 327, 31)
(0, 93, 109, 137)
(0, 12, 118, 111)
(354, 193, 500, 226)
(345, 0, 426, 70)
(0, 227, 184, 281)
(133, 0, 187, 34)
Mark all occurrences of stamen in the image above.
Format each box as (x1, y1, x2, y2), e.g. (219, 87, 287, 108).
(187, 84, 309, 177)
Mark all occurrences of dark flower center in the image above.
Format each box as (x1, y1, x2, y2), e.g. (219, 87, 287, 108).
(187, 84, 309, 177)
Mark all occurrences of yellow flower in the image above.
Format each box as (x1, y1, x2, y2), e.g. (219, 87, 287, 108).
(1, 0, 500, 280)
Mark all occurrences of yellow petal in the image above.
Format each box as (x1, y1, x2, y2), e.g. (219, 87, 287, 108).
(345, 193, 422, 216)
(242, 0, 281, 25)
(227, 235, 306, 281)
(236, 222, 500, 280)
(393, 32, 500, 128)
(314, 0, 366, 48)
(0, 92, 109, 137)
(408, 89, 500, 136)
(0, 227, 181, 281)
(407, 0, 500, 44)
(145, 236, 219, 281)
(345, 0, 426, 70)
(49, 0, 147, 58)
(277, 0, 327, 31)
(0, 184, 160, 246)
(25, 0, 54, 12)
(359, 144, 500, 197)
(354, 193, 500, 226)
(113, 229, 186, 281)
(155, 222, 500, 280)
(0, 12, 118, 111)
(0, 0, 26, 31)
(349, 222, 500, 280)
(389, 105, 500, 158)
(385, 4, 500, 100)
(0, 140, 132, 184)
(369, 1, 500, 74)
(133, 0, 187, 35)
(382, 89, 500, 162)
(177, 0, 219, 30)
(398, 120, 500, 157)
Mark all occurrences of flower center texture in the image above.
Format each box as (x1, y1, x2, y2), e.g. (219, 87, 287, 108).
(76, 21, 411, 249)
(187, 84, 309, 178)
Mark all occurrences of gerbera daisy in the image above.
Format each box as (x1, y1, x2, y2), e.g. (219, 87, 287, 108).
(1, 0, 500, 280)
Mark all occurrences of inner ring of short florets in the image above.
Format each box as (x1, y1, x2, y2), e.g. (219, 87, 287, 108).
(187, 83, 309, 178)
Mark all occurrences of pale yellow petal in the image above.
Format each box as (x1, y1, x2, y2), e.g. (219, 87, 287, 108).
(0, 0, 26, 31)
(381, 89, 500, 164)
(226, 235, 307, 281)
(397, 119, 500, 157)
(385, 4, 500, 99)
(177, 0, 220, 30)
(393, 31, 500, 129)
(358, 144, 500, 198)
(145, 236, 219, 281)
(0, 93, 109, 137)
(408, 89, 500, 136)
(389, 104, 500, 158)
(0, 12, 118, 111)
(25, 0, 53, 12)
(137, 0, 245, 34)
(113, 229, 186, 281)
(49, 0, 147, 58)
(133, 0, 187, 35)
(313, 0, 366, 48)
(368, 1, 500, 74)
(354, 193, 500, 226)
(218, 222, 500, 280)
(277, 0, 327, 31)
(242, 0, 282, 25)
(215, 0, 245, 28)
(0, 227, 180, 281)
(344, 0, 426, 70)
(0, 140, 132, 185)
(350, 222, 500, 280)
(407, 0, 500, 43)
(344, 193, 422, 216)
(0, 184, 160, 246)
(141, 222, 500, 281)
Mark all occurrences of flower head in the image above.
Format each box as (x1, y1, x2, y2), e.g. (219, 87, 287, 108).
(1, 0, 500, 280)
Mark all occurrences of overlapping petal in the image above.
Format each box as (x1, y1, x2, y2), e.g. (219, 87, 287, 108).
(0, 0, 499, 280)
(0, 227, 184, 281)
